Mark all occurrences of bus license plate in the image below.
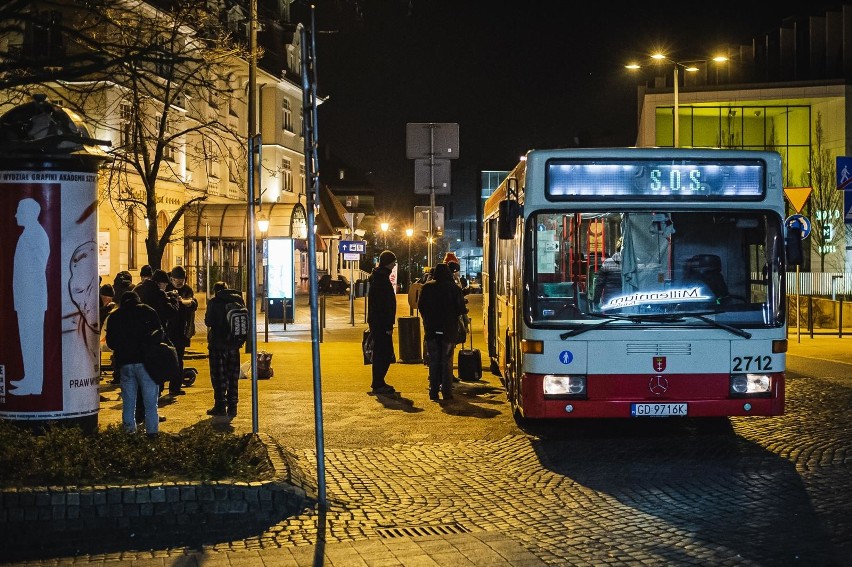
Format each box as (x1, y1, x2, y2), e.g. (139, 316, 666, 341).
(631, 403, 687, 417)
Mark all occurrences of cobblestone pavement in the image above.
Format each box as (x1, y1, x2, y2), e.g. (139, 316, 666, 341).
(5, 294, 851, 566)
(252, 363, 851, 567)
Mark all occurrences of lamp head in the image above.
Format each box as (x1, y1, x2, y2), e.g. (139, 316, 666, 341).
(257, 212, 269, 234)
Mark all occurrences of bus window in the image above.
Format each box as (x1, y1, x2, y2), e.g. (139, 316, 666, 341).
(527, 210, 782, 327)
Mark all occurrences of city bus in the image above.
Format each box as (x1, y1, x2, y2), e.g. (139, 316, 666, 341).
(482, 148, 802, 421)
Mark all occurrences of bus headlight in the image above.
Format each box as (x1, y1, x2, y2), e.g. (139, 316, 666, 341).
(730, 373, 771, 396)
(543, 374, 586, 398)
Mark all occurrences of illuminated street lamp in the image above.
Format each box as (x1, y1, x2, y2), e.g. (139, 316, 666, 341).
(626, 53, 728, 148)
(257, 212, 270, 234)
(380, 221, 389, 248)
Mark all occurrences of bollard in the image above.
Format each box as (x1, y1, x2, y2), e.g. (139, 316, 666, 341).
(397, 316, 423, 363)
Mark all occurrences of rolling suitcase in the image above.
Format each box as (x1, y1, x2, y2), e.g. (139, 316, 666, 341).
(457, 318, 482, 381)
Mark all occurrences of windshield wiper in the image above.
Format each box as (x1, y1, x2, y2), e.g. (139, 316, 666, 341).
(560, 311, 752, 339)
(683, 313, 752, 339)
(560, 313, 638, 339)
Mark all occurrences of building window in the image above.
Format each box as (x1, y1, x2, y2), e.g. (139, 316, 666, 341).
(282, 99, 292, 132)
(162, 114, 176, 162)
(119, 101, 133, 148)
(300, 163, 306, 194)
(128, 210, 137, 270)
(228, 93, 238, 118)
(281, 157, 293, 192)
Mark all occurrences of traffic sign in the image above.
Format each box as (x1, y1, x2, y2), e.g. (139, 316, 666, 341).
(338, 240, 366, 254)
(785, 214, 811, 239)
(837, 156, 852, 190)
(406, 123, 459, 160)
(784, 187, 812, 214)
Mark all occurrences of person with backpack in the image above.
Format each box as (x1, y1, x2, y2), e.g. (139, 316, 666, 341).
(104, 291, 164, 437)
(418, 262, 468, 401)
(204, 281, 246, 418)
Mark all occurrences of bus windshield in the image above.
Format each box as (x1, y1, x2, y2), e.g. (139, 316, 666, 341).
(526, 210, 784, 328)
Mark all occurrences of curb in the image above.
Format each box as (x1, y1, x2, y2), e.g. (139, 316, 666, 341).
(0, 433, 312, 562)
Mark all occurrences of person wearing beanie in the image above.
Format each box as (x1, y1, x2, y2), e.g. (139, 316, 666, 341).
(140, 265, 153, 280)
(113, 270, 134, 301)
(133, 267, 178, 399)
(104, 291, 164, 437)
(367, 249, 398, 394)
(164, 265, 198, 397)
(204, 281, 245, 418)
(135, 269, 177, 325)
(442, 252, 463, 289)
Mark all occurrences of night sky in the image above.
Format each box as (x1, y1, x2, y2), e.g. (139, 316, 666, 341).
(307, 1, 845, 217)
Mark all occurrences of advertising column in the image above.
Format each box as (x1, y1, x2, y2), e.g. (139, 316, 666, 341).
(0, 95, 109, 431)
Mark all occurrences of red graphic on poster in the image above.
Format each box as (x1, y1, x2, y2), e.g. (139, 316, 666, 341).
(0, 183, 63, 413)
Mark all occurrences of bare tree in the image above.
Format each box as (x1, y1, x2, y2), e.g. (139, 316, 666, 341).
(1, 0, 251, 269)
(803, 112, 843, 271)
(0, 0, 177, 93)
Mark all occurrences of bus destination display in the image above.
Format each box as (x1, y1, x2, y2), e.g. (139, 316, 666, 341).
(546, 159, 765, 199)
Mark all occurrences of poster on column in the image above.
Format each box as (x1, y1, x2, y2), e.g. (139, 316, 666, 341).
(0, 171, 100, 421)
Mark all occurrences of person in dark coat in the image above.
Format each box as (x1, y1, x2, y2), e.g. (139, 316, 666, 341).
(204, 281, 245, 418)
(164, 266, 198, 397)
(132, 268, 179, 423)
(134, 269, 179, 329)
(418, 262, 468, 401)
(104, 291, 163, 436)
(367, 250, 397, 394)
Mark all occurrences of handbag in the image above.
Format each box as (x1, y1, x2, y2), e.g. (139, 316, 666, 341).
(362, 329, 374, 365)
(142, 333, 180, 386)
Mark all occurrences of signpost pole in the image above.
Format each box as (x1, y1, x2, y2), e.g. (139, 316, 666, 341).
(406, 122, 458, 268)
(429, 124, 435, 268)
(784, 186, 812, 344)
(349, 218, 355, 326)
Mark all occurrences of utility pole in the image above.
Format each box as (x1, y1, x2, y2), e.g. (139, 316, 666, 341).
(247, 0, 260, 434)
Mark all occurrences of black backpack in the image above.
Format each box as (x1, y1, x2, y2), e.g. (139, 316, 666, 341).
(224, 301, 249, 347)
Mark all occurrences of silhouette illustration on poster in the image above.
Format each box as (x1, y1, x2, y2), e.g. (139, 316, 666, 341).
(9, 198, 49, 396)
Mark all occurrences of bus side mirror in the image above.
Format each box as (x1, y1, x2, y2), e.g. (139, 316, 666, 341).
(785, 227, 803, 266)
(498, 200, 519, 239)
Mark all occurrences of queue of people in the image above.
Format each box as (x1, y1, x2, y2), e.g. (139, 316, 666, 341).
(101, 264, 232, 437)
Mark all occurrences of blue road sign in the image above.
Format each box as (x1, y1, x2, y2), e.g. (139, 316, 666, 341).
(785, 214, 811, 239)
(338, 240, 367, 254)
(838, 156, 852, 190)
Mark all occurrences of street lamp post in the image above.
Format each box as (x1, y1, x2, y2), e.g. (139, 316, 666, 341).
(626, 53, 728, 148)
(405, 227, 413, 284)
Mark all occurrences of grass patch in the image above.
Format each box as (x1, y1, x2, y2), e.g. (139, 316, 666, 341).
(0, 420, 273, 487)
